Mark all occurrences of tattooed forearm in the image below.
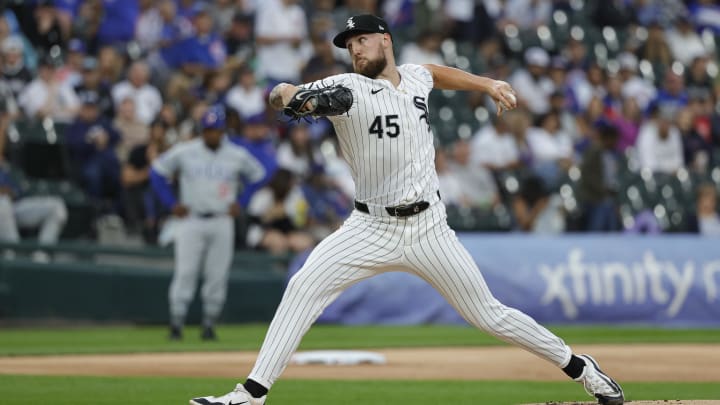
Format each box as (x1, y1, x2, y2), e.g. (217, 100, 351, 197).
(269, 83, 300, 111)
(269, 85, 285, 111)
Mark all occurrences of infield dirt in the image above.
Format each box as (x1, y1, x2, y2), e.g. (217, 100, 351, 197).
(0, 344, 719, 383)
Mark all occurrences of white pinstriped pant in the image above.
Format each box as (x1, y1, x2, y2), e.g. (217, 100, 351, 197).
(248, 201, 572, 388)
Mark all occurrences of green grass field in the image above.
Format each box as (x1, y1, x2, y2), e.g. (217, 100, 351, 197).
(1, 325, 719, 404)
(1, 376, 718, 405)
(2, 324, 720, 355)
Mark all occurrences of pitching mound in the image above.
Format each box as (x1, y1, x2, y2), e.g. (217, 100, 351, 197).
(523, 401, 720, 405)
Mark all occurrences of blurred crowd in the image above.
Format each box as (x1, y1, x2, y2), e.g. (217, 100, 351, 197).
(0, 0, 719, 256)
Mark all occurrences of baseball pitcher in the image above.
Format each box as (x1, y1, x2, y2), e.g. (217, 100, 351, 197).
(190, 15, 623, 405)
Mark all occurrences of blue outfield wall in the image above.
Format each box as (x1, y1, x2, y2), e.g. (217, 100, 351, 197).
(288, 235, 720, 327)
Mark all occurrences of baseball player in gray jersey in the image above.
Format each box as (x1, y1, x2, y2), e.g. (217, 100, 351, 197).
(151, 106, 265, 341)
(191, 15, 624, 405)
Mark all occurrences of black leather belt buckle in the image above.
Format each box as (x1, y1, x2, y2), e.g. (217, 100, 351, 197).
(386, 201, 429, 217)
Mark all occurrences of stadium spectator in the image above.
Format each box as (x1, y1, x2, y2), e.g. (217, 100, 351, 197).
(74, 56, 114, 120)
(578, 121, 623, 231)
(509, 47, 553, 115)
(678, 107, 713, 173)
(113, 97, 150, 163)
(398, 30, 443, 66)
(614, 97, 642, 152)
(300, 164, 351, 240)
(447, 138, 499, 208)
(198, 69, 232, 105)
(651, 69, 689, 114)
(224, 12, 254, 63)
(96, 0, 139, 48)
(226, 68, 266, 120)
(636, 106, 684, 174)
(70, 0, 102, 54)
(147, 0, 193, 79)
(618, 51, 657, 111)
(435, 146, 466, 207)
(501, 0, 552, 31)
(0, 35, 33, 99)
(470, 114, 520, 172)
(689, 0, 720, 34)
(0, 12, 38, 72)
(135, 0, 163, 53)
(246, 168, 314, 254)
(122, 119, 170, 241)
(18, 56, 80, 124)
(112, 61, 163, 125)
(277, 121, 319, 178)
(230, 113, 278, 207)
(666, 16, 710, 66)
(97, 45, 125, 84)
(689, 183, 720, 236)
(526, 112, 574, 186)
(685, 55, 714, 97)
(633, 0, 687, 28)
(512, 174, 565, 234)
(28, 0, 65, 54)
(65, 92, 122, 209)
(254, 0, 309, 85)
(208, 0, 238, 35)
(0, 163, 68, 262)
(174, 4, 227, 77)
(302, 35, 350, 83)
(56, 38, 86, 88)
(637, 20, 673, 69)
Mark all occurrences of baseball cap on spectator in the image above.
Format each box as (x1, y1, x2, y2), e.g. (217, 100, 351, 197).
(201, 107, 226, 130)
(332, 14, 392, 48)
(618, 52, 638, 72)
(524, 47, 549, 68)
(68, 38, 86, 54)
(1, 36, 23, 54)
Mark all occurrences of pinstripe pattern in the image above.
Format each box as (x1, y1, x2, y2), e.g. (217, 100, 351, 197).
(247, 65, 572, 389)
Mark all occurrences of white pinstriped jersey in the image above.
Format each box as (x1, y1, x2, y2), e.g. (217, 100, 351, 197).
(304, 64, 438, 206)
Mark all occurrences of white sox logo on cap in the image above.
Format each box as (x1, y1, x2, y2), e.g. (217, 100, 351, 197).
(346, 17, 355, 29)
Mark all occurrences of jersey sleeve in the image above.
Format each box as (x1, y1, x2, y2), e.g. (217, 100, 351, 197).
(151, 144, 184, 177)
(298, 73, 352, 90)
(402, 64, 434, 92)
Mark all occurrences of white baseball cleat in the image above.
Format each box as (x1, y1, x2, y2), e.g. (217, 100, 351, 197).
(190, 384, 266, 405)
(574, 354, 624, 405)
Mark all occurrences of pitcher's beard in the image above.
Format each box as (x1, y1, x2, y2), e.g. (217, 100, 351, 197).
(355, 55, 387, 79)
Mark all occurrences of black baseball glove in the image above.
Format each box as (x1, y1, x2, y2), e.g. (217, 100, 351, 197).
(283, 85, 353, 120)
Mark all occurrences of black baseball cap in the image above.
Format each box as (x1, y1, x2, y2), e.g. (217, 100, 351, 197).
(332, 14, 391, 49)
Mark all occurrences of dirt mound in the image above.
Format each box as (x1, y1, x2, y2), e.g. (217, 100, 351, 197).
(1, 344, 719, 383)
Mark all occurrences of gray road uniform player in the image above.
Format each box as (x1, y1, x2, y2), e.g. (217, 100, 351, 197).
(151, 108, 264, 340)
(190, 14, 624, 405)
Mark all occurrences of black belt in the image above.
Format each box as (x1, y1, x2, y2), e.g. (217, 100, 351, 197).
(354, 191, 440, 218)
